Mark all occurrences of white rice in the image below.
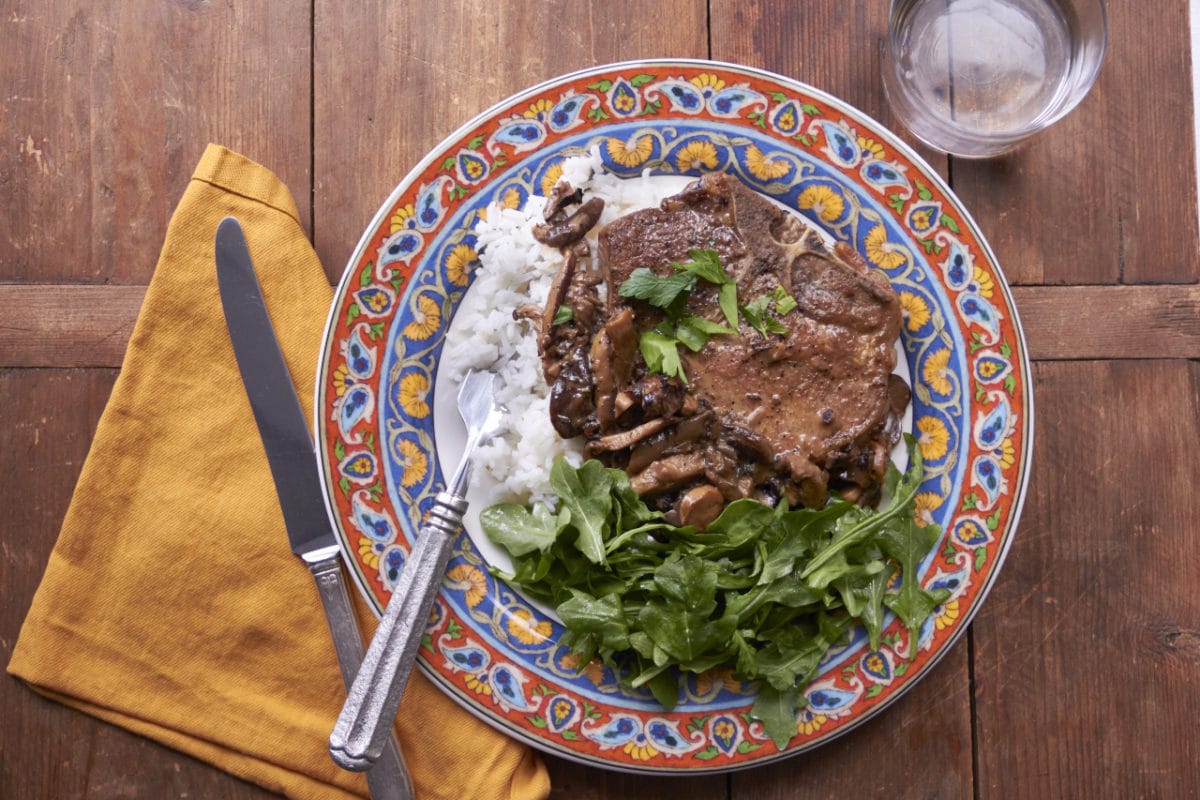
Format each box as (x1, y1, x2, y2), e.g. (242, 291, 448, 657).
(441, 148, 685, 505)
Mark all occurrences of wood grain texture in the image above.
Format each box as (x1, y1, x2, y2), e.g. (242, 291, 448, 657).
(949, 0, 1200, 286)
(0, 370, 278, 800)
(311, 0, 708, 284)
(0, 1, 313, 285)
(0, 285, 146, 368)
(1009, 285, 1200, 360)
(709, 0, 950, 173)
(971, 361, 1200, 798)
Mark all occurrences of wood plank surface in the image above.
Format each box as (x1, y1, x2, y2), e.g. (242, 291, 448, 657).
(311, 0, 708, 284)
(971, 361, 1200, 797)
(950, 0, 1200, 287)
(0, 1, 313, 285)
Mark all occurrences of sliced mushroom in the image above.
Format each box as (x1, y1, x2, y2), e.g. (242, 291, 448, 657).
(544, 181, 583, 221)
(629, 452, 708, 496)
(532, 197, 605, 248)
(586, 417, 672, 455)
(627, 412, 711, 474)
(677, 484, 725, 530)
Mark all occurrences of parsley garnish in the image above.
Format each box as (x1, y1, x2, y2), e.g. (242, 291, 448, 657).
(552, 305, 574, 325)
(617, 249, 738, 381)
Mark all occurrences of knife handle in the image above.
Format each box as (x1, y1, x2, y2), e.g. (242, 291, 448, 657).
(329, 492, 467, 771)
(310, 552, 416, 800)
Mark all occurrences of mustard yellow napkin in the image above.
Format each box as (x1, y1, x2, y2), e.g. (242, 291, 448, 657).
(7, 145, 550, 800)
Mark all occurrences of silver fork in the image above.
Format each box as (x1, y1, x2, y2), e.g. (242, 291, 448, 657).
(329, 370, 503, 771)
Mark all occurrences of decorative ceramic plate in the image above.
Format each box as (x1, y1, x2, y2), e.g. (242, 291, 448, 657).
(315, 60, 1032, 773)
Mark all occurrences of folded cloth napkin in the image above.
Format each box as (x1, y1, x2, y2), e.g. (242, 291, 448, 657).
(7, 145, 551, 800)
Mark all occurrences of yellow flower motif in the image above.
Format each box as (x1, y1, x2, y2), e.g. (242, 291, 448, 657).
(922, 348, 952, 395)
(776, 106, 798, 131)
(464, 672, 493, 696)
(745, 145, 790, 180)
(675, 140, 719, 172)
(389, 203, 415, 233)
(462, 157, 485, 180)
(613, 86, 636, 113)
(973, 265, 995, 298)
(605, 135, 653, 168)
(713, 718, 737, 741)
(797, 714, 827, 736)
(863, 651, 888, 675)
(624, 740, 659, 761)
(858, 136, 886, 160)
(691, 73, 725, 92)
(397, 372, 430, 418)
(506, 607, 551, 644)
(332, 363, 350, 398)
(916, 416, 950, 462)
(910, 208, 935, 231)
(865, 225, 907, 270)
(797, 185, 845, 223)
(539, 163, 564, 198)
(900, 291, 931, 332)
(525, 97, 554, 118)
(363, 289, 390, 313)
(934, 598, 960, 630)
(500, 187, 522, 210)
(358, 537, 381, 568)
(403, 294, 441, 341)
(999, 437, 1015, 469)
(396, 439, 428, 488)
(914, 492, 943, 527)
(446, 564, 487, 607)
(445, 243, 477, 287)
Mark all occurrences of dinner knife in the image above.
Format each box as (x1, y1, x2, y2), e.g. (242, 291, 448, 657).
(214, 217, 414, 800)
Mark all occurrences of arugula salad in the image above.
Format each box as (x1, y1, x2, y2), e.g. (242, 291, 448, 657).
(480, 436, 948, 749)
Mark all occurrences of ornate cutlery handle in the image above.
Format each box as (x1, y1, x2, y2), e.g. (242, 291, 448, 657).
(309, 550, 416, 799)
(329, 492, 467, 771)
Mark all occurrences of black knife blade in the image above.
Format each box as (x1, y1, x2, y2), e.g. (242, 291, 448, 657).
(214, 216, 413, 799)
(214, 217, 333, 559)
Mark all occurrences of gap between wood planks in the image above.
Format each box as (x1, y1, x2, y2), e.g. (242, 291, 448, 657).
(1, 283, 1199, 368)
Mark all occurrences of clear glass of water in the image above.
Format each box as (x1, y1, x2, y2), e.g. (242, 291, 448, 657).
(882, 0, 1107, 158)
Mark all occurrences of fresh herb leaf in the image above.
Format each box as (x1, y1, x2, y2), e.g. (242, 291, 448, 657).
(675, 314, 735, 352)
(718, 282, 740, 328)
(771, 286, 798, 316)
(478, 503, 562, 557)
(552, 305, 574, 325)
(558, 590, 631, 653)
(740, 295, 789, 337)
(549, 458, 614, 565)
(676, 248, 730, 286)
(618, 267, 696, 310)
(751, 685, 800, 750)
(879, 514, 951, 651)
(638, 329, 686, 381)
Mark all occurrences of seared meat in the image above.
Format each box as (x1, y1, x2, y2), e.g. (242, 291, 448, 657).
(538, 171, 906, 526)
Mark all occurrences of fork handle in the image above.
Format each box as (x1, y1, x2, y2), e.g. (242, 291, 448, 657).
(329, 491, 467, 770)
(310, 554, 415, 798)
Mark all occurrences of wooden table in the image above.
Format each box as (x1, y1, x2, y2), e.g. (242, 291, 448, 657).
(4, 2, 1198, 797)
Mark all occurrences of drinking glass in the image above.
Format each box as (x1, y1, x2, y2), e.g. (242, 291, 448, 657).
(882, 0, 1107, 158)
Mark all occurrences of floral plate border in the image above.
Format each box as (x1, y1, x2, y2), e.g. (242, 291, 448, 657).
(315, 60, 1032, 773)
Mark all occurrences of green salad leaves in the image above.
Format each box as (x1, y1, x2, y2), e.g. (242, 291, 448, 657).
(479, 436, 948, 750)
